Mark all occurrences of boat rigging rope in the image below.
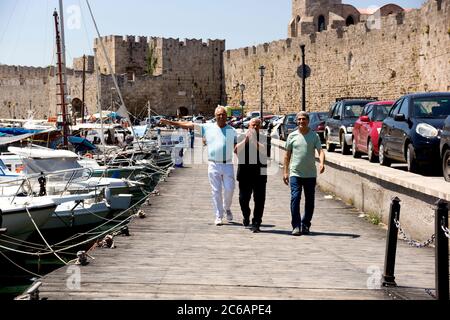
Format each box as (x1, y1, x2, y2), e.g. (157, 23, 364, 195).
(24, 206, 68, 265)
(0, 251, 41, 278)
(48, 192, 150, 250)
(0, 159, 168, 256)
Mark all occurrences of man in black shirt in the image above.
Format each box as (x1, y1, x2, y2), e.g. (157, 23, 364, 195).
(234, 118, 267, 233)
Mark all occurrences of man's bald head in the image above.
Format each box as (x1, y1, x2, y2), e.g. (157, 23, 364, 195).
(214, 106, 228, 128)
(248, 118, 262, 130)
(215, 106, 227, 116)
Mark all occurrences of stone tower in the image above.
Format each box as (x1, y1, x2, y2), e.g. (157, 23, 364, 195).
(289, 0, 405, 37)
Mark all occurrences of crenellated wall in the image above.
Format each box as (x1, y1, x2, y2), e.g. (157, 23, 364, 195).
(224, 0, 450, 115)
(0, 35, 225, 119)
(0, 0, 447, 120)
(418, 0, 450, 92)
(92, 35, 225, 115)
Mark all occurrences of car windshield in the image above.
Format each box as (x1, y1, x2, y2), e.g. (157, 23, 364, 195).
(343, 103, 366, 118)
(317, 112, 328, 120)
(373, 104, 393, 121)
(413, 97, 450, 118)
(286, 114, 296, 124)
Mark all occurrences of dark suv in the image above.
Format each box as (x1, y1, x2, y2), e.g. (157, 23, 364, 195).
(279, 113, 297, 141)
(379, 92, 450, 173)
(325, 97, 377, 154)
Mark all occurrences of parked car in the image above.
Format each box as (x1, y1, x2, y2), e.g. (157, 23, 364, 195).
(352, 101, 395, 162)
(325, 97, 377, 154)
(308, 112, 328, 143)
(440, 115, 450, 181)
(278, 113, 297, 140)
(378, 92, 450, 173)
(193, 115, 205, 124)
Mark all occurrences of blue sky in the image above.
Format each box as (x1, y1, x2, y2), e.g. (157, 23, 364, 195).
(0, 0, 425, 67)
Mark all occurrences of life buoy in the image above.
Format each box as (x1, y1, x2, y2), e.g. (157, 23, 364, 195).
(85, 153, 93, 159)
(15, 165, 24, 173)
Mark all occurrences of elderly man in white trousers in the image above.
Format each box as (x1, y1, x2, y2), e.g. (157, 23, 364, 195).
(160, 106, 237, 226)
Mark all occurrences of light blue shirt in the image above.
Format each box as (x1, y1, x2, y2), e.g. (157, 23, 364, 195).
(201, 123, 237, 162)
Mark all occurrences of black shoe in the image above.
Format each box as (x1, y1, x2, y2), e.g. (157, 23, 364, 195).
(301, 225, 310, 235)
(251, 225, 261, 233)
(243, 218, 250, 227)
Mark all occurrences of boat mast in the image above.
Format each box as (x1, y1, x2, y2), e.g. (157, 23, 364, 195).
(85, 0, 143, 152)
(81, 55, 86, 123)
(53, 10, 70, 148)
(94, 48, 106, 152)
(58, 0, 68, 104)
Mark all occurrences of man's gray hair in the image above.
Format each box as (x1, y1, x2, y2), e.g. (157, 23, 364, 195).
(297, 111, 309, 120)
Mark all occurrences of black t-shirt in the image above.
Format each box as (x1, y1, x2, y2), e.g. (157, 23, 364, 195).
(236, 132, 268, 181)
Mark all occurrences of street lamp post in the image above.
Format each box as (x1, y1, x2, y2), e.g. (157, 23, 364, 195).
(239, 83, 246, 130)
(300, 44, 306, 112)
(259, 65, 265, 122)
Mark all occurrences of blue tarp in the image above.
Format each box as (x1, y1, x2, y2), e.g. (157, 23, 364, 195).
(51, 136, 97, 153)
(107, 112, 123, 120)
(0, 127, 42, 136)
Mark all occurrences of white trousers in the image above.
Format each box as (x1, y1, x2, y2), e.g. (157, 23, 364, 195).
(207, 162, 235, 219)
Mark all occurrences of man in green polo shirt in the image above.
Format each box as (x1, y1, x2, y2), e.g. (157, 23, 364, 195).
(283, 111, 325, 236)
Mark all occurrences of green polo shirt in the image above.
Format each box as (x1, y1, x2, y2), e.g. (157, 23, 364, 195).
(285, 129, 322, 178)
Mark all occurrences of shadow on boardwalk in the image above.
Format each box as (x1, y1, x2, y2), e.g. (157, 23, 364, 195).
(37, 143, 437, 300)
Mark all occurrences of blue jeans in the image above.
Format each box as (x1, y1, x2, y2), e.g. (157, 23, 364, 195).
(290, 176, 316, 229)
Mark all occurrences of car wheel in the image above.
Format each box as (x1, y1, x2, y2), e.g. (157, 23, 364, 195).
(341, 134, 350, 155)
(325, 134, 335, 152)
(367, 139, 377, 163)
(352, 138, 361, 158)
(443, 149, 450, 182)
(406, 144, 420, 173)
(379, 141, 391, 167)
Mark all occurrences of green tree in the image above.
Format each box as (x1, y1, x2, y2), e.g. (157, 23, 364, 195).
(146, 43, 158, 76)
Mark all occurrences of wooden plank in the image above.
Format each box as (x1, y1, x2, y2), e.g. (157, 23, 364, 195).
(35, 144, 440, 300)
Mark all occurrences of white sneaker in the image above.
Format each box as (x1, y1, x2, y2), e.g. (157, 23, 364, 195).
(226, 210, 233, 222)
(215, 217, 223, 226)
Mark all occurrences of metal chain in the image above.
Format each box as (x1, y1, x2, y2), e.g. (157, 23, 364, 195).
(394, 219, 436, 248)
(441, 217, 450, 239)
(425, 288, 436, 299)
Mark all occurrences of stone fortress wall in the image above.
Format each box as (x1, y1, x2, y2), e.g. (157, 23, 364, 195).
(0, 34, 225, 119)
(0, 0, 448, 119)
(223, 0, 450, 115)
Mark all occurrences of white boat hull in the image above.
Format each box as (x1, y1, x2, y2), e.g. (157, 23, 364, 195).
(0, 200, 57, 242)
(41, 200, 111, 230)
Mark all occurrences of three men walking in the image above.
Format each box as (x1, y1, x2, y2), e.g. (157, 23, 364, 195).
(162, 109, 325, 236)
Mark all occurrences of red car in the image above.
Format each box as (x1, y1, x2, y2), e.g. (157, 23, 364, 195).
(352, 100, 395, 162)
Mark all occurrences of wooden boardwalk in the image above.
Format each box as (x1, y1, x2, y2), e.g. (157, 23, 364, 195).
(36, 145, 438, 300)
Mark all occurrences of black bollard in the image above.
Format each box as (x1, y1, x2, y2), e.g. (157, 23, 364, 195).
(383, 197, 401, 287)
(435, 199, 449, 301)
(0, 209, 5, 234)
